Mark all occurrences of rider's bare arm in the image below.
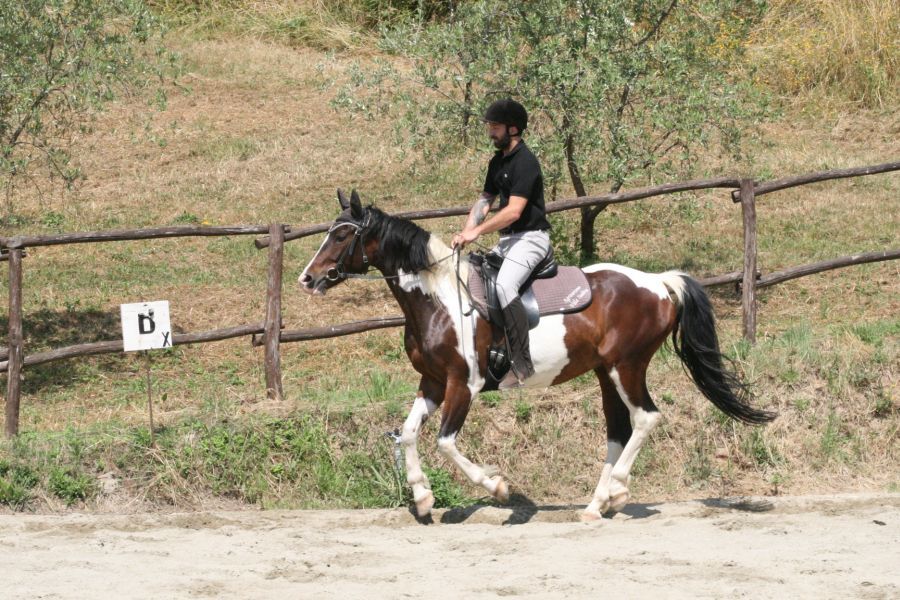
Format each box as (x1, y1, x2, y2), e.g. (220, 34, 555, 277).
(476, 195, 526, 235)
(452, 195, 527, 248)
(466, 192, 496, 229)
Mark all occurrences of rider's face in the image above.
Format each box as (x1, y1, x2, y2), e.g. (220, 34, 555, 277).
(486, 122, 513, 150)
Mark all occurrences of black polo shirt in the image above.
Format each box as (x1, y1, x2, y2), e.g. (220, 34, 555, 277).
(483, 141, 551, 233)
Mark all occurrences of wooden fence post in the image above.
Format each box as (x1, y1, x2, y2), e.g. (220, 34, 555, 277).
(263, 224, 284, 400)
(739, 179, 758, 344)
(5, 247, 24, 437)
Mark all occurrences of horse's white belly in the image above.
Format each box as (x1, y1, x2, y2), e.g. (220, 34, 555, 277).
(501, 314, 569, 389)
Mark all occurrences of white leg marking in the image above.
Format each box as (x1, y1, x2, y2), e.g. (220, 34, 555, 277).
(584, 441, 625, 519)
(437, 433, 505, 499)
(437, 433, 486, 485)
(606, 368, 661, 511)
(401, 395, 437, 511)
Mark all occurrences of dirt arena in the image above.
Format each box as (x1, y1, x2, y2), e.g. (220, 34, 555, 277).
(2, 493, 897, 599)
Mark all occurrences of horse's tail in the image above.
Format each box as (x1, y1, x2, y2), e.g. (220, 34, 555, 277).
(660, 271, 775, 425)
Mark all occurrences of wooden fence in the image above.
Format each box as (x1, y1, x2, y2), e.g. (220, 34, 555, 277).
(1, 161, 898, 436)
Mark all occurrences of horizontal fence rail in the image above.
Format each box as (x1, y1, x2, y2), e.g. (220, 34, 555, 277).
(251, 316, 408, 347)
(757, 249, 900, 288)
(247, 248, 898, 349)
(0, 225, 289, 250)
(254, 176, 746, 249)
(0, 323, 266, 373)
(256, 207, 475, 249)
(1, 161, 898, 435)
(730, 161, 900, 201)
(18, 247, 893, 377)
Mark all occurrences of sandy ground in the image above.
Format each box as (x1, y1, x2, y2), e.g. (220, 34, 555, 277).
(1, 493, 897, 599)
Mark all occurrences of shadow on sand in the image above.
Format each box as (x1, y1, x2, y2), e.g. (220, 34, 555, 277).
(409, 493, 664, 526)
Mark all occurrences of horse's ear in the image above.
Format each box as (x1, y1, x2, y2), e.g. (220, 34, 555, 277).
(337, 188, 350, 210)
(349, 189, 364, 220)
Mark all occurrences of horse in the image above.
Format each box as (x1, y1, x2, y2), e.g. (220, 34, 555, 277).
(299, 189, 775, 521)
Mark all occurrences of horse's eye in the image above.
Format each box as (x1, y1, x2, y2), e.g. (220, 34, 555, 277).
(334, 231, 349, 242)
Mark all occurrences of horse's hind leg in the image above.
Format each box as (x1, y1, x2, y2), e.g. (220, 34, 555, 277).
(606, 362, 661, 512)
(583, 367, 633, 521)
(583, 362, 660, 520)
(402, 377, 440, 517)
(436, 378, 509, 504)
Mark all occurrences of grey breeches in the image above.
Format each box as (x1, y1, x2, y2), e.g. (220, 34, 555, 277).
(493, 230, 551, 308)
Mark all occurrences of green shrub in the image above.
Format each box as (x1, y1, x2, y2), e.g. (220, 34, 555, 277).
(48, 467, 96, 506)
(514, 400, 533, 423)
(423, 467, 477, 509)
(0, 479, 30, 509)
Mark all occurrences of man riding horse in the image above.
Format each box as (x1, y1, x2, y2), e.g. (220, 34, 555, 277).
(298, 99, 774, 522)
(452, 98, 551, 383)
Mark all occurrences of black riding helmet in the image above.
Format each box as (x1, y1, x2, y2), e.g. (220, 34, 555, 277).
(483, 99, 528, 134)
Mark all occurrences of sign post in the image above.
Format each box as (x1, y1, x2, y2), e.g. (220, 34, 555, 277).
(120, 301, 172, 446)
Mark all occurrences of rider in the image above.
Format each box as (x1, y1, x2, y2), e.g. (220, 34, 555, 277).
(451, 98, 551, 382)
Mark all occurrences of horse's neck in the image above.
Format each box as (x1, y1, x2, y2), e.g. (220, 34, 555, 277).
(382, 235, 469, 324)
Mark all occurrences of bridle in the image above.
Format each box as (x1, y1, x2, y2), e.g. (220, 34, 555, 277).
(322, 207, 463, 284)
(325, 211, 372, 282)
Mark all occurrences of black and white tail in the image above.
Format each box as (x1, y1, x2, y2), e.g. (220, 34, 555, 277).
(660, 272, 775, 425)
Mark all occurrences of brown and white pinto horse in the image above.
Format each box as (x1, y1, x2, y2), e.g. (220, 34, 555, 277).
(300, 190, 775, 521)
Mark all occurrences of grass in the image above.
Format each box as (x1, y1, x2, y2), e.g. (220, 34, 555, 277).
(0, 4, 897, 511)
(1, 409, 413, 510)
(749, 0, 899, 110)
(152, 0, 367, 51)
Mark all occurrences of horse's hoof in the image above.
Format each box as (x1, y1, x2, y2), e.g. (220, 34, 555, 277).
(490, 476, 510, 504)
(609, 490, 630, 513)
(415, 491, 435, 517)
(580, 509, 604, 523)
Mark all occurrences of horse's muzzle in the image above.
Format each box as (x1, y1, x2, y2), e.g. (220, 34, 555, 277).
(299, 274, 328, 296)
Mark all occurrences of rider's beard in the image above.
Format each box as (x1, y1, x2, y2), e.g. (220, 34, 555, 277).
(491, 130, 511, 151)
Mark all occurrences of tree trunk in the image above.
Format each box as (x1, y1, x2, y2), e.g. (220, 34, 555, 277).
(461, 77, 472, 145)
(564, 129, 607, 263)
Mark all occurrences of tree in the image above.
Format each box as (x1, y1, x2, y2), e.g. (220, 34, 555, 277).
(0, 0, 168, 215)
(335, 0, 770, 262)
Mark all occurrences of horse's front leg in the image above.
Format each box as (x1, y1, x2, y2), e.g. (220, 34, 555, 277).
(436, 378, 510, 505)
(402, 379, 440, 517)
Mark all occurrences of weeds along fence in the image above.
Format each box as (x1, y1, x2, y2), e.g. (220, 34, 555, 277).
(1, 161, 898, 436)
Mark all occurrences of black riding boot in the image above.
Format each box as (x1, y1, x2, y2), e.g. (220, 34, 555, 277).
(502, 296, 535, 382)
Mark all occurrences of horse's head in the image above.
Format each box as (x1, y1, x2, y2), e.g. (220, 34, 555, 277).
(299, 189, 374, 295)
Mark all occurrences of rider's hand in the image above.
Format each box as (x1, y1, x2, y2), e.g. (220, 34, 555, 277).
(451, 229, 479, 249)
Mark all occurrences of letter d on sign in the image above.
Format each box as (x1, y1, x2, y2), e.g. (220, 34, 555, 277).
(138, 311, 156, 334)
(121, 301, 171, 352)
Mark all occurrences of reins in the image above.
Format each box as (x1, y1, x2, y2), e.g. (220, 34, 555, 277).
(454, 246, 469, 363)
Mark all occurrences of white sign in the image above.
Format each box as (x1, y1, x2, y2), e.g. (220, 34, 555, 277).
(120, 301, 172, 352)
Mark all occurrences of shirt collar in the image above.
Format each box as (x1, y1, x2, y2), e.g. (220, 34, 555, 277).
(495, 140, 526, 160)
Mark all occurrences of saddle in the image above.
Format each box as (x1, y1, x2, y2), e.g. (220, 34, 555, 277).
(467, 249, 593, 327)
(467, 249, 593, 389)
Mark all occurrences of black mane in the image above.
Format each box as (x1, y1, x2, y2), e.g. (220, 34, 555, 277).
(365, 206, 432, 274)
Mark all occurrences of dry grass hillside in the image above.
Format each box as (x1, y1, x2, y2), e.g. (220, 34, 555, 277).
(0, 4, 897, 511)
